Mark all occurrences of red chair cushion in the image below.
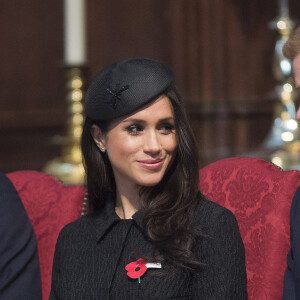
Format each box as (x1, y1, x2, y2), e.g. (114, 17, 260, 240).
(7, 171, 85, 300)
(199, 157, 300, 299)
(7, 157, 300, 299)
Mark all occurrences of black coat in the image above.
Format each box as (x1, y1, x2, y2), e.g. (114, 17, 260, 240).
(283, 186, 300, 300)
(0, 172, 41, 300)
(50, 196, 247, 299)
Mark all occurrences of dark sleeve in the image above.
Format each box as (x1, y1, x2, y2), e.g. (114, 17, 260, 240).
(0, 172, 42, 300)
(192, 208, 247, 299)
(49, 230, 63, 300)
(49, 219, 87, 299)
(283, 186, 300, 300)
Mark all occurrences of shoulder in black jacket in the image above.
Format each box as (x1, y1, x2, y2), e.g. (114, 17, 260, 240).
(0, 172, 42, 300)
(283, 186, 300, 300)
(50, 195, 247, 299)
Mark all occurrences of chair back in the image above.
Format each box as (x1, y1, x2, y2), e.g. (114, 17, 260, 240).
(7, 171, 85, 300)
(199, 157, 300, 299)
(7, 157, 300, 299)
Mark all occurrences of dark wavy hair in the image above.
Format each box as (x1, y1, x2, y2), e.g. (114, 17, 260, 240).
(81, 84, 204, 269)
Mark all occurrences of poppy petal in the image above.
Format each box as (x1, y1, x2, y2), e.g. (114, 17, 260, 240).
(125, 259, 147, 279)
(127, 264, 147, 279)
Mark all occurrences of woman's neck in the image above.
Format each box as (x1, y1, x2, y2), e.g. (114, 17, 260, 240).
(115, 184, 141, 219)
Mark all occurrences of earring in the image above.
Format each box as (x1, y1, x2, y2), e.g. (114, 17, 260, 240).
(100, 147, 106, 153)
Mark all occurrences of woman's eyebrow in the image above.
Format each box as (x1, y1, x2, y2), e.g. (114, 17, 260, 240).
(121, 118, 145, 124)
(121, 117, 175, 124)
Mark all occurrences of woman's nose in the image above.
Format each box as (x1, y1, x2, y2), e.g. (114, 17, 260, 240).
(143, 131, 161, 153)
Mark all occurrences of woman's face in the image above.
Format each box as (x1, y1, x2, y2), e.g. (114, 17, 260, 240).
(91, 95, 177, 192)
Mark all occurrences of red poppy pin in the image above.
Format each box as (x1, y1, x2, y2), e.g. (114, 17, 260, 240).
(125, 258, 147, 283)
(125, 259, 162, 284)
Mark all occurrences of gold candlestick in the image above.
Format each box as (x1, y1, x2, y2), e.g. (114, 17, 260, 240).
(257, 0, 300, 170)
(43, 66, 87, 185)
(247, 0, 300, 170)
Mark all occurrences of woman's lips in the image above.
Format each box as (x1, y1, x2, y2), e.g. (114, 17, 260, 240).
(137, 159, 164, 170)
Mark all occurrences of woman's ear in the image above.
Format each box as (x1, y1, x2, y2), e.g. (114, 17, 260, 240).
(91, 125, 106, 151)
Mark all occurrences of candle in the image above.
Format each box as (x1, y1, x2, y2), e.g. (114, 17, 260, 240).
(279, 0, 289, 17)
(64, 0, 87, 65)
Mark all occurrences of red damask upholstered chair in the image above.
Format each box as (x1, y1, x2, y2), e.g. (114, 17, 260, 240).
(199, 157, 300, 299)
(6, 157, 300, 299)
(6, 171, 86, 300)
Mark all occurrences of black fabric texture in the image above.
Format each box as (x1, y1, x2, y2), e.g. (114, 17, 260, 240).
(85, 58, 174, 121)
(0, 172, 42, 300)
(283, 185, 300, 300)
(49, 196, 247, 299)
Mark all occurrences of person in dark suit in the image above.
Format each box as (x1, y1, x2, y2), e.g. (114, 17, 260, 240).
(283, 186, 300, 299)
(50, 58, 247, 299)
(0, 172, 42, 300)
(282, 26, 300, 300)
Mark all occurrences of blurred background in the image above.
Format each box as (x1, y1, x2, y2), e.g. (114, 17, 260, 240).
(1, 0, 300, 183)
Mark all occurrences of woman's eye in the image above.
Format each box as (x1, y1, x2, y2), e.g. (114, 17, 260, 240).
(126, 125, 143, 135)
(159, 124, 175, 134)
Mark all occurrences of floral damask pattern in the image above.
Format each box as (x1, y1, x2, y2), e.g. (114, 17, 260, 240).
(7, 171, 85, 300)
(199, 157, 300, 299)
(6, 157, 300, 300)
(227, 168, 270, 213)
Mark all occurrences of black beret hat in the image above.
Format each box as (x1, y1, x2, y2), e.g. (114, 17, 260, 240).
(85, 58, 174, 121)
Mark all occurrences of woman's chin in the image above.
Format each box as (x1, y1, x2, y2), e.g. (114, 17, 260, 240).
(136, 177, 163, 187)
